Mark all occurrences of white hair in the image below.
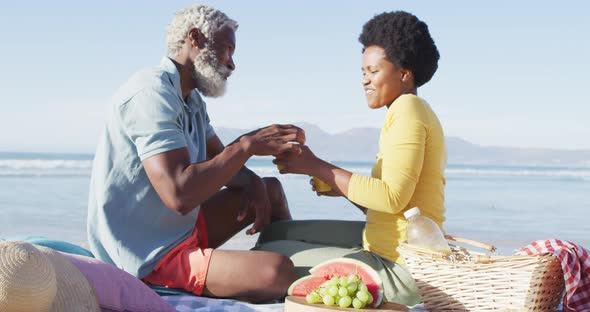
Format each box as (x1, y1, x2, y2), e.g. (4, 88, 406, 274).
(166, 4, 238, 58)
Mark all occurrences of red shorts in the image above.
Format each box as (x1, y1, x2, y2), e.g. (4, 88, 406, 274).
(143, 209, 213, 295)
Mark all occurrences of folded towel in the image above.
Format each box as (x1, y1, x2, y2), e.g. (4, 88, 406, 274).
(516, 239, 590, 312)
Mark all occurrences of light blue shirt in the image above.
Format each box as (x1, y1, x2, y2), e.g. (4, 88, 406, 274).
(87, 57, 215, 278)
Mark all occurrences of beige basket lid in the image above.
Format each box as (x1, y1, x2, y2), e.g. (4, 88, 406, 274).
(0, 241, 100, 312)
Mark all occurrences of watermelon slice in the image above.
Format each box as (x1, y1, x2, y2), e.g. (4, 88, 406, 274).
(287, 275, 327, 297)
(287, 258, 384, 308)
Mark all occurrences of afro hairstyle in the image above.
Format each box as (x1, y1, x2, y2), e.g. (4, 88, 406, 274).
(359, 11, 439, 87)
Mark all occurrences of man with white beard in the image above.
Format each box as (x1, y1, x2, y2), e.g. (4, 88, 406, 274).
(87, 4, 304, 302)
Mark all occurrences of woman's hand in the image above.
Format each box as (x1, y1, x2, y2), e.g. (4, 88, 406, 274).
(273, 145, 319, 176)
(275, 146, 353, 199)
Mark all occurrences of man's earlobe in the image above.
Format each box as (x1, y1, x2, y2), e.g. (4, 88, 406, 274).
(188, 28, 205, 48)
(189, 29, 198, 45)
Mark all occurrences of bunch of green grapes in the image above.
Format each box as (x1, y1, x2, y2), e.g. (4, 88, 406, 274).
(305, 274, 374, 309)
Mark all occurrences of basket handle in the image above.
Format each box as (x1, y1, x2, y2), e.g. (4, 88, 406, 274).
(444, 235, 497, 253)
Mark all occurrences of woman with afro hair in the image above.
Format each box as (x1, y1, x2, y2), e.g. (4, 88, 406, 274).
(259, 11, 445, 306)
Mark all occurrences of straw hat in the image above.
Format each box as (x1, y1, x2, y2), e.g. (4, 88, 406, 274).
(0, 241, 100, 312)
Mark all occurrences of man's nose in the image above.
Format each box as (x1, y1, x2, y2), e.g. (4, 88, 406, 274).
(227, 56, 235, 71)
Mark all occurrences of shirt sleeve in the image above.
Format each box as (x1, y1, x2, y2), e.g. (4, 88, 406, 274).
(347, 98, 427, 214)
(119, 87, 188, 161)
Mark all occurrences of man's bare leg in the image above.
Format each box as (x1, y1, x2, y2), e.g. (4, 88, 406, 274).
(201, 177, 295, 302)
(204, 177, 292, 248)
(264, 177, 293, 222)
(204, 249, 294, 302)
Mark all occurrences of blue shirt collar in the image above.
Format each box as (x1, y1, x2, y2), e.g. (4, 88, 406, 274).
(160, 57, 184, 100)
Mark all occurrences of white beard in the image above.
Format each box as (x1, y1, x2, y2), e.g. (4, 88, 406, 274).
(191, 48, 231, 98)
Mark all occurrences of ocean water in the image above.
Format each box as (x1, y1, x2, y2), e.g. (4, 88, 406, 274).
(1, 153, 589, 256)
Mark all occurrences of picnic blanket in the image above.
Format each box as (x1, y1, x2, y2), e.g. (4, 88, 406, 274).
(161, 296, 427, 311)
(162, 296, 283, 312)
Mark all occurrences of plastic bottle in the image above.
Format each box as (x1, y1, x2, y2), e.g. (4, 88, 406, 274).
(404, 207, 451, 255)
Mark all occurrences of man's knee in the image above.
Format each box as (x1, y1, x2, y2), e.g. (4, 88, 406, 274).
(263, 177, 285, 203)
(260, 254, 295, 291)
(263, 177, 283, 193)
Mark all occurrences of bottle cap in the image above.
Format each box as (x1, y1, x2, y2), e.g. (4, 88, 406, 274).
(403, 207, 421, 219)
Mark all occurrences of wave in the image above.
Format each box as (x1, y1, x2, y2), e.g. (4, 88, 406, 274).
(0, 159, 589, 180)
(445, 168, 590, 180)
(216, 166, 590, 181)
(0, 159, 93, 176)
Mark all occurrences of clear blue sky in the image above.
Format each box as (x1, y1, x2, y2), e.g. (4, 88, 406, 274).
(1, 1, 588, 152)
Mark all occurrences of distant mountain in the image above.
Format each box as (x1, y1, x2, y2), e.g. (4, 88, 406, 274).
(216, 123, 590, 168)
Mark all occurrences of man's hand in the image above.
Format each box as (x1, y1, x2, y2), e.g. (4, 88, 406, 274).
(237, 176, 271, 235)
(240, 124, 305, 156)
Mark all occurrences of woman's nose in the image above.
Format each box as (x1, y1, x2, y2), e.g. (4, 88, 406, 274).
(361, 76, 369, 85)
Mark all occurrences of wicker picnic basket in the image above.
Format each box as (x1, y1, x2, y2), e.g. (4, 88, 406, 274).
(397, 235, 565, 311)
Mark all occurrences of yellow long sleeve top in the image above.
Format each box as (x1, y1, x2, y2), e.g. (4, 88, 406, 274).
(347, 94, 447, 263)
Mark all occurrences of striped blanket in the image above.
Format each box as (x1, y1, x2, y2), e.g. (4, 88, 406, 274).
(162, 296, 427, 311)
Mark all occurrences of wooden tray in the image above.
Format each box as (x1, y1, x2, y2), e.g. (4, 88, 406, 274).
(284, 296, 409, 312)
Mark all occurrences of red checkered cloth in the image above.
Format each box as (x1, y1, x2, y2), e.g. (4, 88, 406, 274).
(516, 239, 590, 312)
